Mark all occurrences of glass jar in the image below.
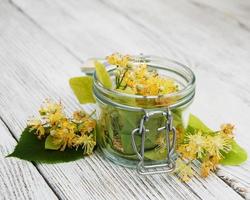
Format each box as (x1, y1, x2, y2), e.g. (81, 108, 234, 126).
(93, 55, 195, 174)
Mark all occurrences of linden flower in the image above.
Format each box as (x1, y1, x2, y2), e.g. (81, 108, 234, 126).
(39, 99, 63, 115)
(177, 144, 196, 160)
(200, 160, 214, 177)
(108, 53, 179, 97)
(134, 64, 147, 79)
(186, 131, 207, 159)
(51, 127, 76, 151)
(106, 53, 130, 67)
(73, 135, 96, 155)
(78, 118, 96, 134)
(48, 111, 65, 126)
(106, 53, 118, 65)
(123, 75, 135, 88)
(60, 119, 77, 132)
(39, 99, 65, 126)
(174, 158, 194, 182)
(119, 55, 130, 68)
(220, 123, 234, 138)
(210, 155, 220, 166)
(205, 134, 232, 159)
(134, 74, 178, 96)
(28, 118, 45, 139)
(200, 156, 220, 178)
(159, 78, 179, 95)
(175, 125, 185, 147)
(28, 100, 97, 155)
(178, 131, 206, 160)
(73, 111, 88, 123)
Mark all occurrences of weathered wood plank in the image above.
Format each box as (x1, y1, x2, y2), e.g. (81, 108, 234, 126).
(10, 0, 250, 198)
(0, 1, 204, 199)
(0, 1, 203, 200)
(0, 119, 58, 200)
(0, 0, 248, 199)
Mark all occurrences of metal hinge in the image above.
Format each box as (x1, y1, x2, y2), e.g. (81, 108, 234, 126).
(131, 108, 176, 175)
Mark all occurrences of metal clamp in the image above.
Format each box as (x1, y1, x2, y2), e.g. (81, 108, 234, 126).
(131, 108, 176, 175)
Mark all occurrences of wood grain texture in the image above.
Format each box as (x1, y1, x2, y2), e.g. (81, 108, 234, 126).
(0, 119, 58, 200)
(9, 0, 250, 198)
(0, 1, 204, 199)
(0, 0, 249, 199)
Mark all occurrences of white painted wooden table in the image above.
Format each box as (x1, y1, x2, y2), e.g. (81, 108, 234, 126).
(0, 0, 250, 199)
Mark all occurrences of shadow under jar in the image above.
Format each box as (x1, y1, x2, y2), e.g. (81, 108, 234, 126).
(93, 55, 195, 175)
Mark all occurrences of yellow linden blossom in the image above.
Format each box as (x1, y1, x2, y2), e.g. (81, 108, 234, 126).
(28, 118, 45, 139)
(50, 127, 76, 151)
(200, 156, 220, 177)
(61, 119, 77, 132)
(220, 123, 234, 138)
(73, 110, 88, 123)
(205, 134, 231, 159)
(48, 111, 65, 126)
(178, 144, 196, 160)
(79, 119, 96, 134)
(106, 53, 179, 96)
(50, 116, 95, 151)
(176, 125, 185, 147)
(106, 53, 130, 67)
(39, 99, 63, 115)
(50, 116, 96, 152)
(28, 100, 96, 154)
(127, 66, 178, 96)
(38, 99, 66, 126)
(186, 131, 206, 158)
(177, 131, 206, 160)
(177, 123, 236, 180)
(174, 158, 194, 182)
(200, 159, 215, 177)
(73, 135, 96, 155)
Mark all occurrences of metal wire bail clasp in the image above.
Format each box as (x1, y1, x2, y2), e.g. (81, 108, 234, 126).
(131, 108, 176, 175)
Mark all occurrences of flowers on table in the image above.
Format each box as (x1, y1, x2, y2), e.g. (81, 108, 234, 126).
(174, 158, 194, 182)
(28, 99, 96, 155)
(174, 124, 234, 181)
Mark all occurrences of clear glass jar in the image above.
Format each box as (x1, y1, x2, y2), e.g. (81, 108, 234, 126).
(93, 55, 195, 174)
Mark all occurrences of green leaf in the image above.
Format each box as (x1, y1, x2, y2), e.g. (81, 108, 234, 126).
(118, 110, 159, 154)
(144, 149, 167, 161)
(117, 109, 184, 155)
(7, 127, 85, 163)
(188, 114, 212, 132)
(69, 76, 96, 104)
(45, 135, 61, 150)
(187, 114, 248, 165)
(220, 140, 248, 165)
(120, 134, 141, 155)
(95, 61, 112, 89)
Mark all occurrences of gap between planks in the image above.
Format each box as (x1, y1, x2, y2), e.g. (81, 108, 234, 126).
(0, 0, 248, 199)
(0, 117, 58, 200)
